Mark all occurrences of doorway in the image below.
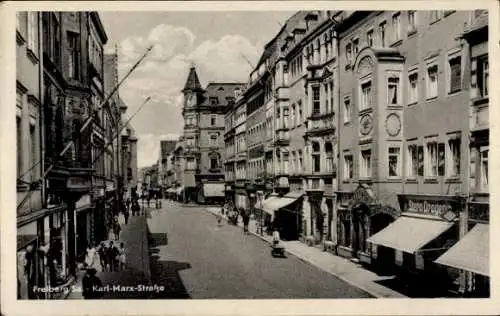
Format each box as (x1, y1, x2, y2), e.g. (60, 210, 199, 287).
(371, 212, 396, 274)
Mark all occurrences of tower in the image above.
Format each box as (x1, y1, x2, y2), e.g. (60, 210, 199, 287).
(182, 65, 204, 109)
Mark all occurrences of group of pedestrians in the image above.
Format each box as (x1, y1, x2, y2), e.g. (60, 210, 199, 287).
(84, 241, 127, 273)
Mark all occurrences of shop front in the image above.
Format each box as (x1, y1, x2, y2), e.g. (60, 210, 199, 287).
(434, 200, 489, 297)
(201, 182, 226, 205)
(367, 194, 462, 294)
(17, 221, 40, 299)
(335, 184, 399, 264)
(262, 191, 303, 240)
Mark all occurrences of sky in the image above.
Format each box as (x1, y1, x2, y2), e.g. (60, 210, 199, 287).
(99, 11, 294, 168)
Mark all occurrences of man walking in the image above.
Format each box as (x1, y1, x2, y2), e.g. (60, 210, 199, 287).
(82, 268, 103, 299)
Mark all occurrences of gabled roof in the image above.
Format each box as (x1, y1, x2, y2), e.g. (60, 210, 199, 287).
(182, 66, 203, 92)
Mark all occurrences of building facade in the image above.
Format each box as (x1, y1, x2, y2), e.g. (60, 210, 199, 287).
(157, 140, 177, 195)
(222, 10, 488, 296)
(16, 11, 134, 299)
(181, 66, 244, 204)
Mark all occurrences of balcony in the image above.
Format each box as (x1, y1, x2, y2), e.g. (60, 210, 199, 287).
(274, 130, 290, 146)
(471, 98, 489, 132)
(235, 151, 247, 161)
(306, 112, 336, 137)
(185, 145, 200, 155)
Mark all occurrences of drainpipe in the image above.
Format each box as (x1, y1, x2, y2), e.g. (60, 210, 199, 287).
(38, 12, 46, 209)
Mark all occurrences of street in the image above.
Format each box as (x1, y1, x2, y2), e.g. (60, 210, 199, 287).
(146, 201, 372, 299)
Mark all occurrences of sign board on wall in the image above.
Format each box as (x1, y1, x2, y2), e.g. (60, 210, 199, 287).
(399, 194, 458, 221)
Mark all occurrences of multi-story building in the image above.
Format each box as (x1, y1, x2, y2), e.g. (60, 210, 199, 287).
(434, 9, 489, 297)
(180, 66, 244, 204)
(233, 95, 248, 210)
(16, 11, 44, 300)
(157, 140, 177, 195)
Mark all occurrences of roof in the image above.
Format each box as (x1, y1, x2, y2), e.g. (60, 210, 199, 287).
(201, 82, 246, 106)
(160, 140, 177, 159)
(90, 12, 108, 44)
(182, 67, 203, 92)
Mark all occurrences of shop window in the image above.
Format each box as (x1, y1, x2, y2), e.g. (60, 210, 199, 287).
(477, 56, 489, 98)
(392, 12, 402, 42)
(425, 141, 440, 177)
(407, 144, 418, 178)
(480, 148, 488, 191)
(367, 29, 374, 47)
(387, 76, 400, 105)
(360, 149, 372, 178)
(408, 71, 419, 104)
(408, 11, 417, 33)
(343, 96, 352, 123)
(360, 80, 372, 111)
(379, 21, 387, 47)
(426, 63, 438, 99)
(388, 147, 401, 177)
(312, 86, 321, 115)
(344, 153, 353, 180)
(447, 55, 462, 94)
(447, 138, 461, 177)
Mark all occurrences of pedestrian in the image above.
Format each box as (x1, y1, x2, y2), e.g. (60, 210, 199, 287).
(118, 242, 126, 271)
(113, 220, 121, 241)
(82, 268, 103, 299)
(107, 225, 116, 241)
(84, 243, 96, 269)
(107, 241, 118, 272)
(132, 200, 140, 216)
(272, 228, 281, 246)
(98, 242, 107, 272)
(126, 197, 131, 213)
(124, 208, 129, 225)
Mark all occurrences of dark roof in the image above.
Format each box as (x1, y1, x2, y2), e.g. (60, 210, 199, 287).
(182, 67, 203, 92)
(160, 140, 177, 159)
(202, 83, 246, 106)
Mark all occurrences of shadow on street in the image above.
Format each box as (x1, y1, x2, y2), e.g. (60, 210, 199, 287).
(148, 227, 192, 299)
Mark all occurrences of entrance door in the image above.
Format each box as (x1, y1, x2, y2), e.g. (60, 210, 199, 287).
(371, 213, 396, 274)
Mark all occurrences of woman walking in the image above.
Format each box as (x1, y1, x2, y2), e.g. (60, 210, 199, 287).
(118, 242, 127, 271)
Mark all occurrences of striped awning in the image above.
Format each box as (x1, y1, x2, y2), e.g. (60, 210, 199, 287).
(203, 183, 225, 197)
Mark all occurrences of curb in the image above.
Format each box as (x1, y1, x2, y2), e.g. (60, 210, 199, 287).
(201, 206, 396, 299)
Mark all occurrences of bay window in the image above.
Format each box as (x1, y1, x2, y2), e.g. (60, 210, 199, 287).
(388, 76, 401, 105)
(343, 96, 352, 123)
(325, 142, 334, 173)
(312, 86, 321, 115)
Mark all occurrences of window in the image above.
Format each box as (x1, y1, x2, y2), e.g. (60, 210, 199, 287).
(448, 138, 461, 177)
(392, 13, 402, 42)
(480, 148, 488, 191)
(283, 108, 289, 129)
(329, 81, 334, 113)
(283, 153, 289, 174)
(325, 142, 334, 173)
(367, 30, 374, 47)
(291, 104, 296, 128)
(379, 21, 387, 47)
(425, 142, 438, 177)
(29, 124, 36, 175)
(344, 154, 353, 179)
(210, 157, 218, 169)
(360, 80, 372, 111)
(346, 43, 352, 64)
(353, 38, 359, 55)
(27, 12, 38, 54)
(477, 56, 489, 98)
(17, 117, 22, 178)
(324, 83, 329, 112)
(388, 147, 401, 177)
(67, 31, 80, 79)
(312, 86, 321, 115)
(387, 76, 400, 105)
(417, 145, 424, 176)
(211, 115, 216, 126)
(407, 144, 418, 178)
(408, 71, 419, 104)
(343, 97, 352, 123)
(438, 143, 446, 176)
(312, 142, 320, 173)
(209, 134, 217, 146)
(426, 64, 438, 99)
(448, 55, 462, 94)
(360, 149, 372, 178)
(298, 100, 303, 124)
(408, 11, 417, 33)
(298, 150, 303, 172)
(187, 158, 196, 170)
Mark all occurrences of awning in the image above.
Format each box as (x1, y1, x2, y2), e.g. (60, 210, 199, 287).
(175, 186, 184, 194)
(203, 183, 225, 197)
(262, 195, 299, 216)
(435, 223, 489, 276)
(366, 216, 454, 254)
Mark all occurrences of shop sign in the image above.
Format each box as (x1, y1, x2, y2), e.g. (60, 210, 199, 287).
(406, 199, 454, 218)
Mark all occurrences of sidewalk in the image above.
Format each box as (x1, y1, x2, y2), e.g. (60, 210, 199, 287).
(204, 206, 406, 298)
(66, 214, 151, 299)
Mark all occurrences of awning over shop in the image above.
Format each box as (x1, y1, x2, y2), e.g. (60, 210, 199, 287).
(203, 183, 225, 197)
(261, 194, 299, 216)
(175, 186, 184, 194)
(434, 223, 489, 276)
(366, 216, 454, 254)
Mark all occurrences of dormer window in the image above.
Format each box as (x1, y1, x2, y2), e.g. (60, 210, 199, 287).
(210, 97, 219, 105)
(226, 96, 235, 105)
